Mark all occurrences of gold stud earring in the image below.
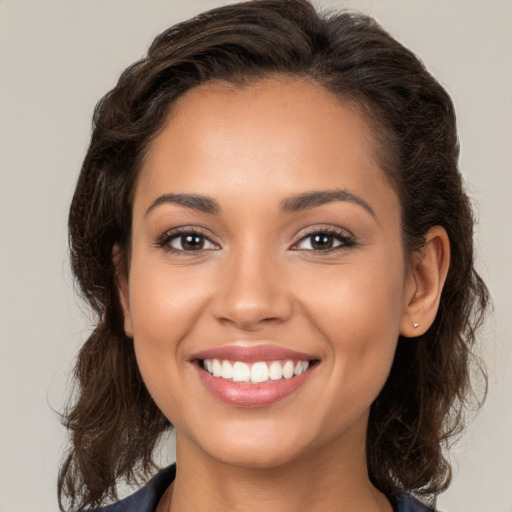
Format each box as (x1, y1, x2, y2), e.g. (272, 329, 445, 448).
(412, 322, 419, 328)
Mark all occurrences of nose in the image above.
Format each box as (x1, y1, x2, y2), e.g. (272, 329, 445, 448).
(212, 248, 293, 331)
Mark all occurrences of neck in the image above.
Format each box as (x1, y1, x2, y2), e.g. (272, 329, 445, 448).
(166, 419, 392, 512)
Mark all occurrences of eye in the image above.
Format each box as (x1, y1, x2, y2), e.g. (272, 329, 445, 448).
(158, 228, 219, 253)
(292, 228, 355, 252)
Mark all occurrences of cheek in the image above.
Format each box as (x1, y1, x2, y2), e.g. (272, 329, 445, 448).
(126, 260, 207, 404)
(128, 258, 207, 346)
(299, 255, 405, 339)
(298, 257, 405, 392)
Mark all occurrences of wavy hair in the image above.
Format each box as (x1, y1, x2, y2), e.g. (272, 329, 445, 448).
(60, 0, 489, 509)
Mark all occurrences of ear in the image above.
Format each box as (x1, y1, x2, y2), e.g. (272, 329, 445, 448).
(112, 244, 133, 338)
(400, 226, 450, 338)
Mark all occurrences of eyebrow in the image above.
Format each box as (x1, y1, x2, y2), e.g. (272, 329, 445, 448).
(145, 193, 221, 217)
(145, 188, 375, 218)
(280, 189, 375, 218)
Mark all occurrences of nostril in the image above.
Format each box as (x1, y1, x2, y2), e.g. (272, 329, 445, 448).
(212, 301, 293, 330)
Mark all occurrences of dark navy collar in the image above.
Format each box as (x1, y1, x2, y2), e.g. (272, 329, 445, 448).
(394, 492, 437, 512)
(94, 464, 436, 512)
(93, 465, 175, 512)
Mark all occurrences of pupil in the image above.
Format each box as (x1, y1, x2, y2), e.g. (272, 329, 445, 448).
(312, 234, 332, 250)
(183, 234, 203, 250)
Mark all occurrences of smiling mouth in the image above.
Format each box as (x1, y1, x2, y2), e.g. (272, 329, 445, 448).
(198, 358, 318, 384)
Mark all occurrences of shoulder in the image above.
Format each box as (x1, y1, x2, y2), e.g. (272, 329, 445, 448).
(394, 492, 439, 512)
(91, 465, 176, 512)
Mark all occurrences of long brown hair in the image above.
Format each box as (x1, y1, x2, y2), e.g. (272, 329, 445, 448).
(60, 0, 489, 509)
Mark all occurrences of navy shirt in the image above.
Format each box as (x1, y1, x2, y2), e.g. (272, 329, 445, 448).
(94, 465, 436, 511)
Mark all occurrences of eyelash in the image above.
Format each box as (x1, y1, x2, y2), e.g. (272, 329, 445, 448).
(293, 227, 356, 253)
(157, 227, 218, 254)
(156, 226, 356, 255)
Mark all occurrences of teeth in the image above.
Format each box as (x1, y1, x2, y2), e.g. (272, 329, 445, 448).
(232, 361, 250, 382)
(294, 361, 309, 375)
(221, 360, 233, 379)
(212, 359, 222, 377)
(251, 362, 269, 383)
(269, 361, 283, 380)
(203, 358, 310, 383)
(283, 360, 294, 379)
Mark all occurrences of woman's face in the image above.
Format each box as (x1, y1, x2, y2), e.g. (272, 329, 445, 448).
(120, 78, 415, 468)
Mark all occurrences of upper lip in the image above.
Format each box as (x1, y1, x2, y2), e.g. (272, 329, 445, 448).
(191, 344, 318, 363)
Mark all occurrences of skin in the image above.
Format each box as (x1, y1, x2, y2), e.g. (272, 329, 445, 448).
(116, 78, 450, 512)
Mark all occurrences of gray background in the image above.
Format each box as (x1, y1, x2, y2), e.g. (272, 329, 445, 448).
(1, 0, 510, 510)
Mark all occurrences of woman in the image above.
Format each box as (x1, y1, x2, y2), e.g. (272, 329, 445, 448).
(59, 0, 489, 510)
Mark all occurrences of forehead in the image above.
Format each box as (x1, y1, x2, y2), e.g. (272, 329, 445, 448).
(136, 78, 398, 223)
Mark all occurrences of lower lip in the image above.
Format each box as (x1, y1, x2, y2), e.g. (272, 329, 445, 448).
(195, 363, 314, 408)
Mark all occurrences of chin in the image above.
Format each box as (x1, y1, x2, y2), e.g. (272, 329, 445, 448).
(207, 440, 306, 470)
(183, 420, 314, 470)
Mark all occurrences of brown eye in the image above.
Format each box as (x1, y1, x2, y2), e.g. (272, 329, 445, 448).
(294, 229, 355, 252)
(309, 233, 337, 250)
(172, 233, 206, 251)
(159, 229, 219, 253)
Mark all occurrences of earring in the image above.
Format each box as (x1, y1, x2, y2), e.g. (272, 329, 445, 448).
(412, 322, 419, 328)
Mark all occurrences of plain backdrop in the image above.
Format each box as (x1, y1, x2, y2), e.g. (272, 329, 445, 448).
(0, 1, 511, 511)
